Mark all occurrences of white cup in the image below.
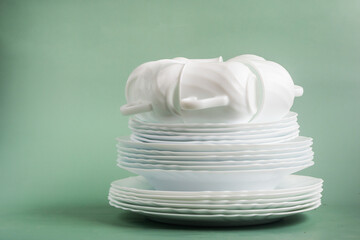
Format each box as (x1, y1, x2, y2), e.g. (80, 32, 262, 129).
(120, 55, 303, 123)
(227, 55, 303, 122)
(121, 59, 258, 123)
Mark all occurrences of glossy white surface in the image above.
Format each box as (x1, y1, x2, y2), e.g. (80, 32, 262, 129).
(117, 162, 314, 191)
(116, 136, 312, 152)
(110, 175, 323, 197)
(130, 130, 299, 144)
(108, 175, 323, 226)
(117, 152, 314, 168)
(117, 147, 313, 161)
(121, 55, 302, 123)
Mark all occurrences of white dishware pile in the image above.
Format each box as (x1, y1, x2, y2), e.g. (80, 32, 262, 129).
(109, 54, 323, 226)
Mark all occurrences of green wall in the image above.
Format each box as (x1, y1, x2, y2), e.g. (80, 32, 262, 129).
(1, 0, 359, 219)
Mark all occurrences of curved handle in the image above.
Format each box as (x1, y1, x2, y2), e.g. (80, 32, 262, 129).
(120, 102, 153, 115)
(180, 95, 229, 110)
(294, 85, 304, 97)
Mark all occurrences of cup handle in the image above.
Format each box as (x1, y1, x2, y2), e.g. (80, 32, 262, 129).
(120, 102, 153, 115)
(294, 85, 304, 97)
(180, 95, 229, 110)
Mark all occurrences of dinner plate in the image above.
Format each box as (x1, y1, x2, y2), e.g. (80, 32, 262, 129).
(117, 148, 313, 163)
(109, 192, 321, 210)
(117, 136, 312, 152)
(117, 151, 314, 166)
(109, 197, 320, 214)
(117, 157, 313, 171)
(129, 120, 298, 134)
(110, 175, 323, 198)
(130, 123, 299, 137)
(109, 188, 323, 205)
(116, 143, 313, 156)
(130, 112, 297, 129)
(131, 130, 299, 144)
(109, 201, 321, 226)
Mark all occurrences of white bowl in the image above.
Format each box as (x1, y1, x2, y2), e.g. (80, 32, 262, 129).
(110, 175, 323, 199)
(119, 162, 314, 191)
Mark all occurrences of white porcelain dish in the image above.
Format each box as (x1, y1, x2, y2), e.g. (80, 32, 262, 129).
(109, 192, 321, 210)
(130, 112, 297, 129)
(110, 175, 323, 198)
(109, 196, 320, 214)
(110, 187, 323, 204)
(109, 201, 321, 226)
(116, 143, 312, 156)
(227, 56, 303, 123)
(129, 119, 299, 134)
(111, 184, 323, 202)
(130, 130, 299, 144)
(130, 125, 299, 141)
(121, 55, 302, 124)
(117, 136, 312, 152)
(117, 150, 313, 165)
(119, 162, 314, 191)
(117, 157, 313, 171)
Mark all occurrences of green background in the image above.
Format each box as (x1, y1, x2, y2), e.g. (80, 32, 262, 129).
(1, 0, 359, 239)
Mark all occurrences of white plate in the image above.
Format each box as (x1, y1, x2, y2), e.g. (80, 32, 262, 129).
(109, 197, 320, 214)
(117, 148, 313, 162)
(131, 127, 299, 141)
(109, 192, 321, 210)
(117, 136, 312, 152)
(131, 112, 297, 129)
(117, 151, 314, 166)
(129, 120, 298, 134)
(118, 163, 314, 191)
(109, 201, 321, 226)
(130, 123, 299, 137)
(117, 157, 313, 171)
(130, 130, 299, 144)
(116, 143, 313, 156)
(110, 187, 323, 204)
(110, 175, 323, 198)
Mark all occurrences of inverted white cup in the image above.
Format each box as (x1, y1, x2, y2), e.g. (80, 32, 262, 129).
(121, 55, 303, 123)
(227, 55, 303, 122)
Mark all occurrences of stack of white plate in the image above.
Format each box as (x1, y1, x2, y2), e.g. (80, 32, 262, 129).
(108, 175, 323, 226)
(116, 113, 313, 192)
(129, 112, 300, 144)
(110, 55, 323, 226)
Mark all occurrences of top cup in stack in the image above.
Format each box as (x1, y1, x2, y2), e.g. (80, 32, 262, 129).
(117, 54, 313, 192)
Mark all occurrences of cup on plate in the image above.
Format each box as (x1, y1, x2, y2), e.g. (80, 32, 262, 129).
(120, 55, 303, 124)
